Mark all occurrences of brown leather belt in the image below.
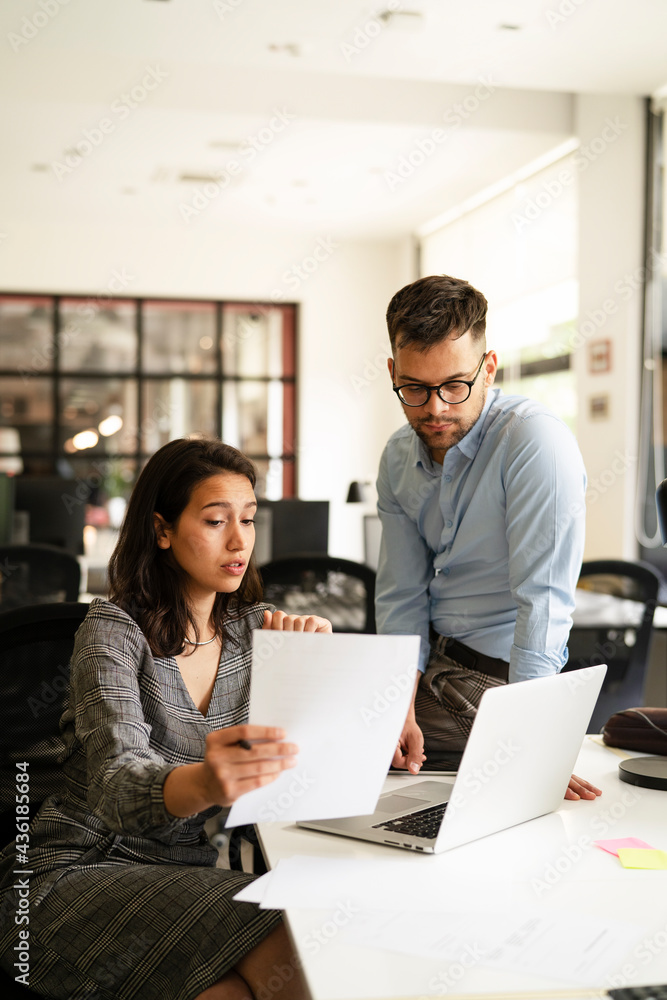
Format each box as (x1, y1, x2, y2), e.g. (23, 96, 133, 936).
(431, 631, 509, 682)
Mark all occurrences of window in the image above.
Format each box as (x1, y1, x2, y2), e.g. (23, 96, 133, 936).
(0, 295, 298, 528)
(419, 150, 578, 431)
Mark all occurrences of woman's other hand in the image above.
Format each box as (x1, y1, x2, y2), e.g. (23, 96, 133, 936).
(262, 609, 332, 632)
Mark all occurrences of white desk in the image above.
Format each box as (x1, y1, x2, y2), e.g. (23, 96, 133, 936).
(257, 737, 667, 999)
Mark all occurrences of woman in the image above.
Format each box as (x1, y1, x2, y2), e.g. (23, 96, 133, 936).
(0, 438, 331, 1000)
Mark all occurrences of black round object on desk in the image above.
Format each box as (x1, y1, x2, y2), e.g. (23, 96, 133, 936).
(619, 756, 667, 790)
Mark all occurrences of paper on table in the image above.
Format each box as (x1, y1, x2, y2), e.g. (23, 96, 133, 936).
(253, 855, 509, 913)
(232, 870, 274, 904)
(341, 909, 510, 963)
(226, 632, 419, 827)
(617, 848, 667, 870)
(594, 837, 654, 857)
(346, 908, 645, 987)
(481, 911, 645, 985)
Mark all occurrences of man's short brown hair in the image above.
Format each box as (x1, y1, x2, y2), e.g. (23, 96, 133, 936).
(386, 275, 488, 353)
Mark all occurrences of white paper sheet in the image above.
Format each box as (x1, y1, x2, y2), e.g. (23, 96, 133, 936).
(232, 870, 273, 904)
(226, 632, 419, 827)
(236, 855, 509, 913)
(479, 911, 644, 986)
(345, 908, 644, 987)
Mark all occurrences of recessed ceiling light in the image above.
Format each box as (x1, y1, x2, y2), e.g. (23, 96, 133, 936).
(268, 42, 304, 57)
(378, 9, 423, 26)
(179, 173, 225, 184)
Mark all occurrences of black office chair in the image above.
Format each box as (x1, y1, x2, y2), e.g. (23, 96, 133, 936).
(0, 602, 90, 848)
(260, 555, 376, 634)
(562, 559, 663, 733)
(0, 601, 90, 999)
(0, 544, 81, 610)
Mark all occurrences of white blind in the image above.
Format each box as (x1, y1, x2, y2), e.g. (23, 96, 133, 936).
(420, 152, 578, 358)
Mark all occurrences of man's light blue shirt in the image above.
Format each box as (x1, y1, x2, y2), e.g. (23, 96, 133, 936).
(375, 388, 587, 684)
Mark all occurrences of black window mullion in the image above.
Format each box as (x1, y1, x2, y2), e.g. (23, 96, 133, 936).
(135, 299, 143, 467)
(52, 297, 61, 471)
(216, 301, 223, 440)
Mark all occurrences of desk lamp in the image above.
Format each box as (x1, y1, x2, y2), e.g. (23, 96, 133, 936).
(617, 477, 667, 791)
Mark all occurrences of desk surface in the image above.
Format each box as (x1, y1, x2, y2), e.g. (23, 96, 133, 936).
(257, 737, 667, 1000)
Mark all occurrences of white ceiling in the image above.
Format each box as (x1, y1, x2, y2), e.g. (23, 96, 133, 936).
(1, 0, 666, 240)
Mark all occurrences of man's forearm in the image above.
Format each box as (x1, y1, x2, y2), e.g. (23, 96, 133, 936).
(406, 673, 420, 719)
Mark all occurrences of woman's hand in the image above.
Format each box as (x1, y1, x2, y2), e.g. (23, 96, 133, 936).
(565, 773, 602, 800)
(200, 724, 299, 808)
(164, 724, 298, 815)
(262, 609, 332, 632)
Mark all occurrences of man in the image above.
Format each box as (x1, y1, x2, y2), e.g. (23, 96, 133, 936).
(376, 274, 598, 800)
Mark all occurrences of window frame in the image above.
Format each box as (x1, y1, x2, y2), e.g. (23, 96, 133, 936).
(0, 293, 298, 498)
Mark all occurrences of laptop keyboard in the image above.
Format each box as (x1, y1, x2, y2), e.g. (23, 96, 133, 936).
(372, 801, 448, 840)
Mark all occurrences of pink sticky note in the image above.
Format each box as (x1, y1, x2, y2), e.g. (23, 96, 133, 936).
(594, 837, 654, 857)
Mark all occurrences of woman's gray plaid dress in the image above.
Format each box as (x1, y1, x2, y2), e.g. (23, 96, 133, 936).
(0, 598, 282, 1000)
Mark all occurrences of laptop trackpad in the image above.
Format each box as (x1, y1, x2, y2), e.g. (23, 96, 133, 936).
(375, 793, 434, 813)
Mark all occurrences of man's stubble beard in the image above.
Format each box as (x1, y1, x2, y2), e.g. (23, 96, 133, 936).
(407, 387, 487, 458)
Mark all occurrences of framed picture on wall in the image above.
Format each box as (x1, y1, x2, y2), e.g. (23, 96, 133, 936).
(588, 339, 612, 374)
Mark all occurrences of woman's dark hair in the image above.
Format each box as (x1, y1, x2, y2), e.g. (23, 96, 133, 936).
(108, 437, 263, 657)
(386, 274, 487, 354)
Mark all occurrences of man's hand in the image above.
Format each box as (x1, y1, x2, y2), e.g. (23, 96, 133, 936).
(565, 773, 602, 800)
(392, 675, 426, 773)
(392, 718, 426, 773)
(262, 609, 332, 632)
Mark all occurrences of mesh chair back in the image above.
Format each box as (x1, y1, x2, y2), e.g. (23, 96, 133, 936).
(0, 602, 89, 848)
(260, 555, 376, 633)
(563, 560, 662, 732)
(0, 544, 81, 609)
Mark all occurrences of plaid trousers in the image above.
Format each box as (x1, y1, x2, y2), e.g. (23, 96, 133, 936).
(415, 632, 507, 757)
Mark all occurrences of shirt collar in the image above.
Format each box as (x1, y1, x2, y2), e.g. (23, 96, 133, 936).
(456, 388, 497, 459)
(411, 387, 498, 470)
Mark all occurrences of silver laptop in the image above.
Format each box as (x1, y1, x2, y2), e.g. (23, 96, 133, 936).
(298, 663, 606, 854)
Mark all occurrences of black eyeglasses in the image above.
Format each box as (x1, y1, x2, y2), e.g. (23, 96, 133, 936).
(392, 353, 488, 407)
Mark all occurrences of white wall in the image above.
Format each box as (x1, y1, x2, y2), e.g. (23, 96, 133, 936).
(1, 221, 412, 559)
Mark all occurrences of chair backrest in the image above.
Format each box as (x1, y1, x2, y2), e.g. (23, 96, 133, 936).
(0, 544, 81, 609)
(0, 602, 90, 848)
(564, 559, 663, 732)
(260, 555, 376, 633)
